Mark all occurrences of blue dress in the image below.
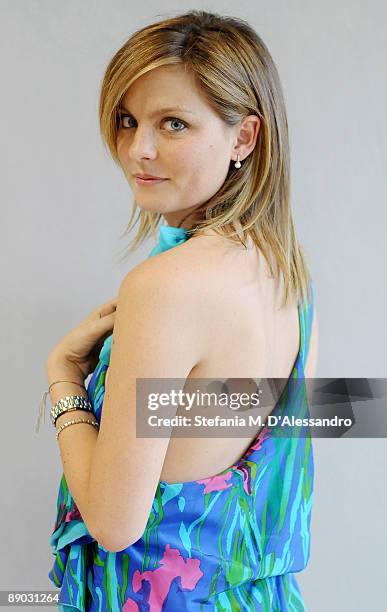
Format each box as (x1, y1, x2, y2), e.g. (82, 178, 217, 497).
(49, 224, 315, 611)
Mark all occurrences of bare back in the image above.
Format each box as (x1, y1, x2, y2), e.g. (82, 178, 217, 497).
(157, 231, 318, 484)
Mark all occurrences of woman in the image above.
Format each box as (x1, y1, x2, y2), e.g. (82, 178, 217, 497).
(43, 9, 318, 611)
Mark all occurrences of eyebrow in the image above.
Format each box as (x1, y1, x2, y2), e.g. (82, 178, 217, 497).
(118, 105, 196, 117)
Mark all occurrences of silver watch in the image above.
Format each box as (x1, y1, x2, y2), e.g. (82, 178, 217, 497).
(50, 395, 93, 427)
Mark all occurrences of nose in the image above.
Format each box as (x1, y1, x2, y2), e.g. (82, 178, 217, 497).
(127, 126, 158, 162)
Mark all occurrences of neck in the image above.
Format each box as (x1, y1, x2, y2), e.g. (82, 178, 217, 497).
(162, 207, 202, 230)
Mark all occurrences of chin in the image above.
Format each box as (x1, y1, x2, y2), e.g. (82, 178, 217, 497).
(135, 199, 172, 215)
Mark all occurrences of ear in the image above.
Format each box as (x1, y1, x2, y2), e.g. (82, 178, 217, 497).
(231, 115, 260, 163)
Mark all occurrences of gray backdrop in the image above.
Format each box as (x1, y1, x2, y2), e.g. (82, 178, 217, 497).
(1, 1, 386, 610)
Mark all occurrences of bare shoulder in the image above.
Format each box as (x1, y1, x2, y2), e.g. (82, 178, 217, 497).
(117, 231, 256, 359)
(122, 234, 208, 297)
(116, 236, 216, 361)
(121, 233, 220, 298)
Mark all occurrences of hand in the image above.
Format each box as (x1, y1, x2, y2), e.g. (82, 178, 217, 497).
(46, 296, 118, 380)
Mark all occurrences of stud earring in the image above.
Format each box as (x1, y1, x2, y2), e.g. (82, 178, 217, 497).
(234, 154, 241, 169)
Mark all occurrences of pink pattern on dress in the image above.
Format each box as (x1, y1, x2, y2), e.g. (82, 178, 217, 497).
(248, 426, 271, 452)
(196, 426, 272, 496)
(196, 472, 234, 493)
(65, 506, 81, 522)
(123, 543, 203, 611)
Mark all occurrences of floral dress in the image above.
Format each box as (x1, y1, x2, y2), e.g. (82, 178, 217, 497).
(48, 225, 315, 611)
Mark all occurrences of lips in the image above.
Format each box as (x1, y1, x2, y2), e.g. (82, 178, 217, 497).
(135, 173, 166, 180)
(135, 174, 168, 186)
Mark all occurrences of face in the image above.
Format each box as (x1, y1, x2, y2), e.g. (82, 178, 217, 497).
(116, 64, 240, 229)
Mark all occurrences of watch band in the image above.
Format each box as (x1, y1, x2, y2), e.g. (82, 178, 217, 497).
(50, 395, 93, 427)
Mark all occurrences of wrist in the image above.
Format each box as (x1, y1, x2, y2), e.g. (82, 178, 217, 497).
(50, 386, 89, 410)
(46, 354, 85, 387)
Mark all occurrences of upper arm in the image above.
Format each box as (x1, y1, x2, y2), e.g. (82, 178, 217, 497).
(88, 257, 203, 551)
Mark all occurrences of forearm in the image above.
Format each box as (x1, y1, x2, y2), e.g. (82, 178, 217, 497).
(47, 360, 99, 538)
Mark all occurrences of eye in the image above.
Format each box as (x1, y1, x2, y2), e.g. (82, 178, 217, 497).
(118, 113, 135, 129)
(117, 112, 188, 133)
(162, 117, 188, 132)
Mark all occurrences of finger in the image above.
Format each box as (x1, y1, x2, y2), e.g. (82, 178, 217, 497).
(93, 311, 116, 331)
(98, 304, 116, 318)
(97, 307, 117, 319)
(96, 297, 119, 318)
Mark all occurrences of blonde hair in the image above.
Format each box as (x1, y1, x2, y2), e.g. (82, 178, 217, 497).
(98, 10, 312, 307)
